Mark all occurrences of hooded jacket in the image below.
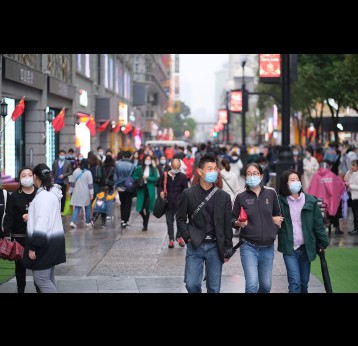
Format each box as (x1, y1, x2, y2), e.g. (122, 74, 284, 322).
(307, 167, 346, 216)
(23, 184, 66, 270)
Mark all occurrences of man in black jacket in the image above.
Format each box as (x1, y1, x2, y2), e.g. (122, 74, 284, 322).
(176, 155, 233, 293)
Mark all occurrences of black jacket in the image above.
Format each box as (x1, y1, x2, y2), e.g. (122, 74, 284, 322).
(232, 185, 281, 246)
(176, 184, 233, 261)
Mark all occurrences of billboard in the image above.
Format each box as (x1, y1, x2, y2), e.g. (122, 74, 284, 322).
(230, 91, 242, 113)
(259, 54, 281, 83)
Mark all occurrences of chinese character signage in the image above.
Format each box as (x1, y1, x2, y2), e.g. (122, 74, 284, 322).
(259, 54, 281, 83)
(230, 91, 242, 113)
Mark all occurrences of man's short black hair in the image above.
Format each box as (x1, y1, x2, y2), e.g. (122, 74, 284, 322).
(198, 154, 216, 169)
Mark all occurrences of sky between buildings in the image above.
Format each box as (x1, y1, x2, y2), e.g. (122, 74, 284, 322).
(180, 54, 229, 123)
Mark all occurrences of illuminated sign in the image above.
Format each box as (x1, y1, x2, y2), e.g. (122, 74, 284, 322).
(218, 109, 228, 124)
(230, 91, 242, 112)
(118, 102, 128, 125)
(79, 89, 88, 107)
(259, 54, 281, 83)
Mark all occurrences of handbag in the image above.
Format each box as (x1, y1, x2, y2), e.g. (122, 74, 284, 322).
(0, 238, 24, 261)
(63, 194, 73, 216)
(153, 172, 168, 218)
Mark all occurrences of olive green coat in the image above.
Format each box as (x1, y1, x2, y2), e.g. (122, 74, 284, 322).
(132, 165, 159, 213)
(278, 193, 329, 262)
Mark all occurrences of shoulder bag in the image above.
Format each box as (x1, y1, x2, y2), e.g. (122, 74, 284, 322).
(153, 172, 168, 218)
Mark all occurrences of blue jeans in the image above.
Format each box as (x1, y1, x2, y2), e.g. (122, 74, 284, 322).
(240, 241, 274, 293)
(184, 241, 223, 293)
(71, 205, 91, 224)
(283, 244, 311, 293)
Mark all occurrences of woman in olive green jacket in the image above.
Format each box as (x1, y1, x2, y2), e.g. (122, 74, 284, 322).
(278, 169, 329, 293)
(132, 154, 159, 231)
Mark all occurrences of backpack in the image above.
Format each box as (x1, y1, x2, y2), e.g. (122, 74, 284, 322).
(124, 165, 136, 192)
(93, 195, 108, 213)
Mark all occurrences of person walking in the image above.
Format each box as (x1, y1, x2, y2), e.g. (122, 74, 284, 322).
(113, 151, 136, 228)
(220, 158, 241, 205)
(69, 159, 94, 228)
(52, 149, 73, 213)
(91, 184, 117, 228)
(157, 157, 188, 248)
(302, 146, 319, 192)
(176, 154, 233, 293)
(2, 167, 40, 293)
(278, 169, 329, 293)
(346, 160, 358, 235)
(23, 164, 66, 293)
(132, 154, 159, 231)
(232, 163, 282, 293)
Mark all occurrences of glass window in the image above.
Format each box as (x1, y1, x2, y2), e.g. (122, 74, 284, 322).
(109, 55, 114, 90)
(104, 54, 109, 88)
(118, 62, 123, 96)
(76, 54, 82, 71)
(85, 54, 90, 78)
(115, 64, 119, 94)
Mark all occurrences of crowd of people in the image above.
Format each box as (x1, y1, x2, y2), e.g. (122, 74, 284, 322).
(0, 139, 357, 293)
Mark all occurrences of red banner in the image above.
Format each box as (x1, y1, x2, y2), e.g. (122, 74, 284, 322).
(112, 122, 121, 133)
(230, 91, 242, 112)
(218, 109, 227, 124)
(86, 115, 96, 136)
(52, 107, 65, 132)
(11, 97, 25, 121)
(97, 120, 110, 133)
(259, 54, 281, 78)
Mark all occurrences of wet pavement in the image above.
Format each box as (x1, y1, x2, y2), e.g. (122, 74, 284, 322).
(0, 201, 356, 293)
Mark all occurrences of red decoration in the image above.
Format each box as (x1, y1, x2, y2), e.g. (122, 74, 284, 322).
(86, 115, 96, 136)
(52, 107, 65, 132)
(11, 97, 25, 121)
(112, 123, 121, 133)
(97, 120, 110, 133)
(239, 207, 247, 222)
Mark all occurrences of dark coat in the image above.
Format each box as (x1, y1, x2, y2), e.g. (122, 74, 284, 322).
(176, 184, 233, 262)
(52, 159, 73, 185)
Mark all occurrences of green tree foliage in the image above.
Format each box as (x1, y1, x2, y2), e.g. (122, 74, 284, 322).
(160, 101, 196, 139)
(257, 54, 358, 145)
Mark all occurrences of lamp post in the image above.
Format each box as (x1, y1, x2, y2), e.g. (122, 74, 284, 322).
(0, 98, 8, 184)
(240, 54, 248, 166)
(225, 91, 230, 145)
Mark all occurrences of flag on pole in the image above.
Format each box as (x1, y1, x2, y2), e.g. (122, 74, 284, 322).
(97, 120, 110, 133)
(112, 122, 121, 133)
(11, 97, 25, 121)
(86, 115, 96, 136)
(52, 107, 65, 132)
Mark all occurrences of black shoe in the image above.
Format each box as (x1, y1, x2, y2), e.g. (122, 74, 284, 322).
(349, 229, 358, 235)
(335, 227, 344, 234)
(121, 222, 127, 228)
(142, 227, 148, 231)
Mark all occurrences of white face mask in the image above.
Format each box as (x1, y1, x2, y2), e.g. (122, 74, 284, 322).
(145, 160, 151, 166)
(21, 177, 34, 187)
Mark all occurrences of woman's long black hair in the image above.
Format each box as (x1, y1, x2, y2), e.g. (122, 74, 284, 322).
(32, 163, 53, 191)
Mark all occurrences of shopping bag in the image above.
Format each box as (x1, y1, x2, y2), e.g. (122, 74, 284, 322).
(0, 238, 24, 261)
(63, 195, 73, 216)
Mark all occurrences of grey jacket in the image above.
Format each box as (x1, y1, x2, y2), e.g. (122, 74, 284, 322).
(176, 184, 233, 261)
(52, 159, 73, 185)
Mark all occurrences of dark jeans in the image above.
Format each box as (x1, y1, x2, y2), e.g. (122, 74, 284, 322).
(118, 190, 133, 223)
(283, 244, 311, 293)
(328, 200, 342, 228)
(165, 208, 178, 241)
(139, 186, 150, 228)
(13, 236, 40, 293)
(58, 183, 67, 213)
(352, 199, 358, 230)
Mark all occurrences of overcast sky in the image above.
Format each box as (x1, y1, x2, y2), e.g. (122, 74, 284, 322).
(180, 54, 228, 122)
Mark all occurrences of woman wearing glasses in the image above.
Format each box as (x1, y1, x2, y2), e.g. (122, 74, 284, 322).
(232, 163, 283, 293)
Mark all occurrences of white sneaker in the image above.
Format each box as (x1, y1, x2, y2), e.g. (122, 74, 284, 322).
(85, 223, 93, 228)
(70, 222, 77, 228)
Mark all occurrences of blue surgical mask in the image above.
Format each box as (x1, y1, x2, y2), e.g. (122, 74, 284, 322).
(204, 171, 218, 183)
(293, 151, 299, 156)
(160, 160, 166, 165)
(59, 155, 65, 160)
(246, 176, 261, 188)
(289, 181, 302, 194)
(186, 154, 191, 158)
(78, 157, 83, 161)
(171, 169, 180, 174)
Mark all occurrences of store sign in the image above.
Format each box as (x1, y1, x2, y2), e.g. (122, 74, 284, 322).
(4, 57, 45, 90)
(79, 89, 88, 107)
(230, 91, 242, 112)
(118, 102, 128, 125)
(49, 77, 75, 99)
(259, 54, 281, 83)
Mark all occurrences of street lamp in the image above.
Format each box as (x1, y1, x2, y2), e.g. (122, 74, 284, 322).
(240, 54, 248, 166)
(0, 99, 8, 117)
